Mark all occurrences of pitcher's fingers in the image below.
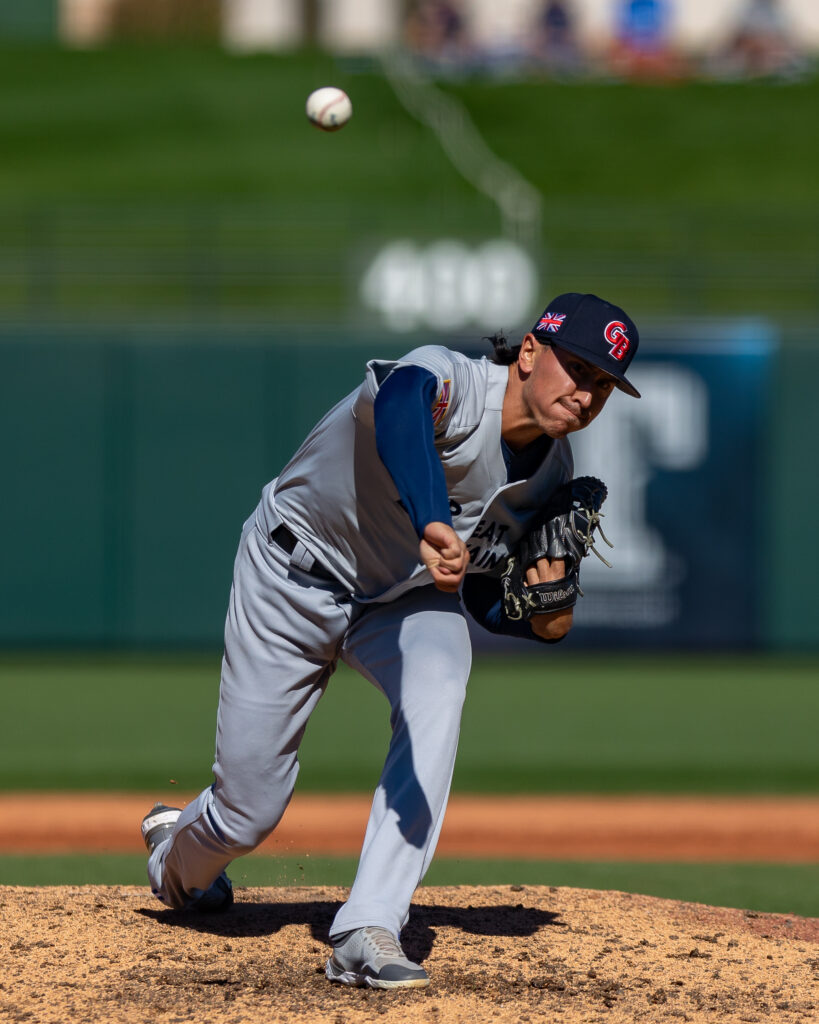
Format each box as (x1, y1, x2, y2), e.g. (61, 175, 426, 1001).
(430, 564, 465, 593)
(437, 551, 469, 574)
(525, 557, 566, 586)
(445, 542, 470, 567)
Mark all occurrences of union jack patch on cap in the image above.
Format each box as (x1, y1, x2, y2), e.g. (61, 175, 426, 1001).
(536, 312, 565, 333)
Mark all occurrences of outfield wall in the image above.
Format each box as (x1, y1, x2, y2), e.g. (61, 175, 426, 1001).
(1, 321, 815, 650)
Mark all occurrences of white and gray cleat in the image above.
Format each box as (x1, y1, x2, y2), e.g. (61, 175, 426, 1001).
(140, 802, 233, 912)
(141, 803, 181, 853)
(326, 926, 430, 989)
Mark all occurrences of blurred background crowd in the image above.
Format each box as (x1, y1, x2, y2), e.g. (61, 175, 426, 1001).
(404, 0, 811, 81)
(43, 0, 817, 81)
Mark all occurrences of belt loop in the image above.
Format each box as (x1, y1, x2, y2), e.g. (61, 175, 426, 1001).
(292, 543, 317, 573)
(271, 524, 336, 584)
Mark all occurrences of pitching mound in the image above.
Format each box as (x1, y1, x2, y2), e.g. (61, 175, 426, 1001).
(2, 885, 816, 1023)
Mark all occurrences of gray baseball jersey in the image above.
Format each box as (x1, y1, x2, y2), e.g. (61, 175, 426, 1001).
(148, 344, 573, 940)
(268, 345, 573, 599)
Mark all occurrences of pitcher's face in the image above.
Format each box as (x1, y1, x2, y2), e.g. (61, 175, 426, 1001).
(520, 338, 616, 438)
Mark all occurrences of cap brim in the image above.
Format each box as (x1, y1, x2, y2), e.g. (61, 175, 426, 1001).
(543, 337, 641, 399)
(614, 378, 641, 399)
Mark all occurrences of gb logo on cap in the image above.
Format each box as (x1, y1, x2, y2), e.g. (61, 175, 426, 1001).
(604, 321, 630, 361)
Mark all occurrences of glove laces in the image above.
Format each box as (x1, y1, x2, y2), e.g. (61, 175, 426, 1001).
(571, 507, 614, 568)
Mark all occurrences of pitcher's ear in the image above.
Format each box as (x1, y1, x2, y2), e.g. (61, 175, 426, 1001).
(518, 333, 541, 373)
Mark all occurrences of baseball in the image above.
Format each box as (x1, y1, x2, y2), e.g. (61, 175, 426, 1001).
(306, 87, 352, 132)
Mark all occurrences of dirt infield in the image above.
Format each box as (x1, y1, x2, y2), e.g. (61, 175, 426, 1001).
(4, 794, 818, 1022)
(1, 884, 816, 1023)
(2, 792, 819, 861)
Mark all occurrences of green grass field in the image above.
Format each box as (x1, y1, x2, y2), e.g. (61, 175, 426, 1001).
(2, 855, 816, 919)
(0, 46, 816, 320)
(1, 652, 816, 793)
(1, 47, 814, 210)
(1, 651, 817, 911)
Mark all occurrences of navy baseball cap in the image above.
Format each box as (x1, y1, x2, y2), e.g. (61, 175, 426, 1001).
(531, 293, 641, 398)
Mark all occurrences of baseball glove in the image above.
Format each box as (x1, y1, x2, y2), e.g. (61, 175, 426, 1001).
(501, 476, 612, 621)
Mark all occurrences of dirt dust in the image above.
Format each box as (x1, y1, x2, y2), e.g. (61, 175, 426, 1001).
(1, 884, 816, 1024)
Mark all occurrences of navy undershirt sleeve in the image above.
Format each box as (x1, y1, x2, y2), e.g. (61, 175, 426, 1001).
(373, 365, 453, 539)
(461, 575, 564, 644)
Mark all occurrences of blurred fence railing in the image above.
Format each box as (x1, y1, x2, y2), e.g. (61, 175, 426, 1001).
(1, 202, 817, 327)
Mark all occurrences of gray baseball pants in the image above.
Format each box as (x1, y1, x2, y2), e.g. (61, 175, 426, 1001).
(148, 510, 471, 939)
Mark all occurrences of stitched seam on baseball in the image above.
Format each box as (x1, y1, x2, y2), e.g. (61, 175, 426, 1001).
(319, 96, 345, 122)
